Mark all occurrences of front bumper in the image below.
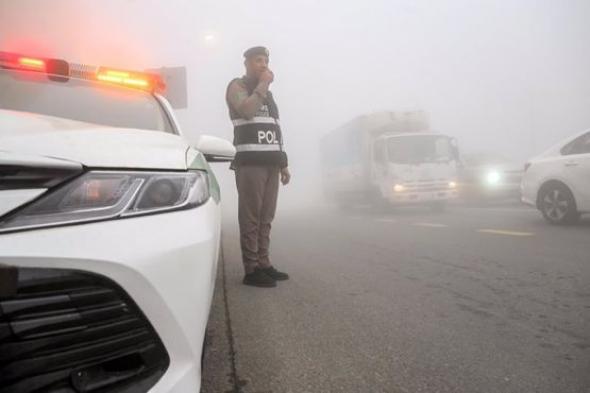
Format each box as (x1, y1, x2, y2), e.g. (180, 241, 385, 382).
(520, 185, 537, 207)
(0, 199, 221, 392)
(386, 189, 458, 204)
(520, 176, 540, 208)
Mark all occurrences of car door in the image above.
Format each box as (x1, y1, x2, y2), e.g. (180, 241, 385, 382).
(560, 131, 590, 211)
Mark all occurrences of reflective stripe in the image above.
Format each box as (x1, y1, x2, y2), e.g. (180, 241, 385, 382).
(235, 144, 282, 152)
(232, 117, 280, 126)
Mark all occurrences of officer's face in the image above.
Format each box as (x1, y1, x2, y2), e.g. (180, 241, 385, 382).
(245, 55, 269, 79)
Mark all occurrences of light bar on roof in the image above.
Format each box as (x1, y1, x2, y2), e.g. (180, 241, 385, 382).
(1, 51, 165, 93)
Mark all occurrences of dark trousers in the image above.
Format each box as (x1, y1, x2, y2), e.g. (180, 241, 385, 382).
(235, 165, 280, 274)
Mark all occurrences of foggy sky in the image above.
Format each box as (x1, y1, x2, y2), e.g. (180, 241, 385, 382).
(1, 0, 590, 182)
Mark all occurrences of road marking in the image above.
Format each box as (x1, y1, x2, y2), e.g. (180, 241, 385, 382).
(413, 222, 448, 228)
(477, 229, 534, 237)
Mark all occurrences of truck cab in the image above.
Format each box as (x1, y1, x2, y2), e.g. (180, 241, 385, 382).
(372, 132, 459, 208)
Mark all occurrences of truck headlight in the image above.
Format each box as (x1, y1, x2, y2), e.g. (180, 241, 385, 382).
(0, 170, 209, 233)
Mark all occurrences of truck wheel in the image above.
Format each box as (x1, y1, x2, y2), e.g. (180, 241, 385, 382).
(539, 183, 579, 225)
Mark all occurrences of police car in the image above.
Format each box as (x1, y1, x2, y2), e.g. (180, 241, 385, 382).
(0, 52, 235, 392)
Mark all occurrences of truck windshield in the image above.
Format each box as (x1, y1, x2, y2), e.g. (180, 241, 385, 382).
(0, 69, 174, 133)
(387, 135, 453, 164)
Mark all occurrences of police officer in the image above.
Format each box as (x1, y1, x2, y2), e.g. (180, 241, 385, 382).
(226, 46, 291, 287)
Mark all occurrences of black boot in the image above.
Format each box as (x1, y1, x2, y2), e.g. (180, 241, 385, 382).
(260, 266, 289, 281)
(243, 269, 276, 287)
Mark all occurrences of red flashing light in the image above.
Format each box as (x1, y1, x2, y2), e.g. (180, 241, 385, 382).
(1, 51, 165, 93)
(1, 52, 68, 77)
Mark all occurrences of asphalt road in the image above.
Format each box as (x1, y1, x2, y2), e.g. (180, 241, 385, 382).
(202, 202, 590, 393)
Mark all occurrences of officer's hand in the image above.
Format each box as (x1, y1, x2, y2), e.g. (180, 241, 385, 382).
(260, 69, 274, 84)
(280, 167, 291, 185)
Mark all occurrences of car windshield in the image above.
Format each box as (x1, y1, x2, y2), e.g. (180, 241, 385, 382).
(0, 69, 174, 133)
(387, 135, 453, 164)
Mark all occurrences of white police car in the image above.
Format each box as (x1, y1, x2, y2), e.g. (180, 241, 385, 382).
(0, 52, 235, 392)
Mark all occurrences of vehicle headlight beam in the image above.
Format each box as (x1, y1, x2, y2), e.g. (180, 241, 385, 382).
(485, 170, 501, 186)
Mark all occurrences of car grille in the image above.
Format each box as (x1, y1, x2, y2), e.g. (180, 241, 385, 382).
(0, 267, 169, 393)
(403, 179, 450, 192)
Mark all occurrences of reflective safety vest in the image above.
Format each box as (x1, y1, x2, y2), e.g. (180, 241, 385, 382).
(226, 77, 288, 168)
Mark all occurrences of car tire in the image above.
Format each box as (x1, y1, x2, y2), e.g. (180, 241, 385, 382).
(538, 183, 580, 225)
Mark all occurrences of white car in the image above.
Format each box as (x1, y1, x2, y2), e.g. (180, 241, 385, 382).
(521, 129, 590, 224)
(0, 52, 234, 392)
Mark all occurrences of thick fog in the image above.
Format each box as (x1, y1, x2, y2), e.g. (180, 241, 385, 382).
(1, 0, 590, 206)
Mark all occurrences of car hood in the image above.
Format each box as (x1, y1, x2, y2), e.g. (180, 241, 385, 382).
(0, 110, 190, 170)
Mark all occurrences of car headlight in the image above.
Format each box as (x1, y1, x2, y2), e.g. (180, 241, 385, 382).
(485, 170, 501, 186)
(0, 170, 209, 233)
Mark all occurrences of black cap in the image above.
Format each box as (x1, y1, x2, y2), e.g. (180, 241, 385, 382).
(243, 46, 269, 59)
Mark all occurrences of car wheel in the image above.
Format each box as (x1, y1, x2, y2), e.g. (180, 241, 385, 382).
(539, 183, 580, 224)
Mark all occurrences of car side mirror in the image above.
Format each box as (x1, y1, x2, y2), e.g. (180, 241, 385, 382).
(195, 135, 235, 162)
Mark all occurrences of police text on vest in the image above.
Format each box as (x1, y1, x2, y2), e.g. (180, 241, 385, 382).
(258, 130, 278, 144)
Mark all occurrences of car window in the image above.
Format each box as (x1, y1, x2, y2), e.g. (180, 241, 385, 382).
(561, 131, 590, 155)
(0, 69, 175, 134)
(387, 135, 453, 164)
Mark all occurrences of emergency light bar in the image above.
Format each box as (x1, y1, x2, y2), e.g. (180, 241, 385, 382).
(0, 51, 165, 93)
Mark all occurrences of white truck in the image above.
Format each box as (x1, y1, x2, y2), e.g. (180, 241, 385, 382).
(320, 111, 460, 210)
